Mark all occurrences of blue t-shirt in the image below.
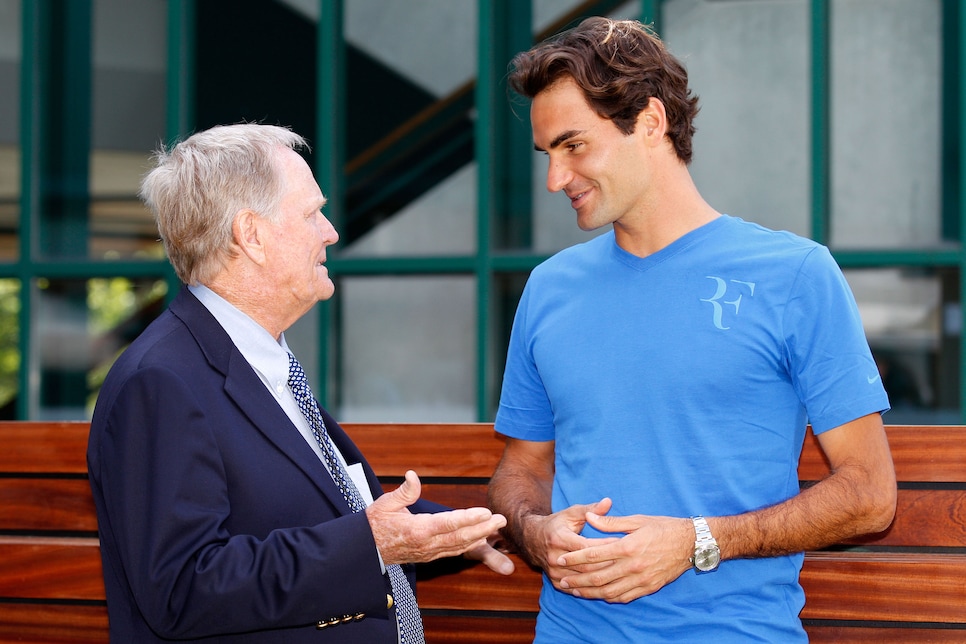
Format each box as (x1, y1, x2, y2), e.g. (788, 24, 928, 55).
(495, 216, 889, 642)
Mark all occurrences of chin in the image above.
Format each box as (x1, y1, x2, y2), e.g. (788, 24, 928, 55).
(577, 218, 609, 233)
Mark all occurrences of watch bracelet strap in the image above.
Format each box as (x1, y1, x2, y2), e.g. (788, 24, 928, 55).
(692, 515, 716, 546)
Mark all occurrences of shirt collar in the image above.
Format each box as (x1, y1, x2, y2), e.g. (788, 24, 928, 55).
(188, 284, 291, 388)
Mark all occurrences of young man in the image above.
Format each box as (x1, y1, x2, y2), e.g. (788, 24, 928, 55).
(488, 17, 896, 642)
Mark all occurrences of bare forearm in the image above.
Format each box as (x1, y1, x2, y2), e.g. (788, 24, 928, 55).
(487, 462, 552, 566)
(713, 459, 896, 560)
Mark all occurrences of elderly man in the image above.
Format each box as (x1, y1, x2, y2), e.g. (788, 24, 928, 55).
(88, 123, 512, 643)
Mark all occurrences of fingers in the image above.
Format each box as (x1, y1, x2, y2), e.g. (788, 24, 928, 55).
(464, 542, 515, 575)
(422, 510, 508, 560)
(587, 497, 613, 517)
(582, 510, 639, 534)
(537, 509, 620, 588)
(372, 506, 510, 566)
(553, 515, 694, 603)
(559, 497, 611, 527)
(563, 571, 655, 603)
(556, 513, 649, 568)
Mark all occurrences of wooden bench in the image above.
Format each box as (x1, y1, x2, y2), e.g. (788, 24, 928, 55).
(0, 422, 963, 643)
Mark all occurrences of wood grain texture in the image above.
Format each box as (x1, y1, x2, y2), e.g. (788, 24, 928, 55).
(0, 604, 108, 644)
(1, 421, 964, 643)
(343, 423, 505, 477)
(798, 425, 966, 482)
(805, 625, 966, 643)
(417, 554, 541, 612)
(800, 552, 966, 623)
(423, 614, 535, 644)
(0, 478, 97, 532)
(0, 422, 90, 473)
(0, 537, 105, 600)
(845, 488, 966, 547)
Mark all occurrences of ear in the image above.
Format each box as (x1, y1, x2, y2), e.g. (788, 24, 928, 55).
(638, 97, 668, 143)
(232, 208, 267, 265)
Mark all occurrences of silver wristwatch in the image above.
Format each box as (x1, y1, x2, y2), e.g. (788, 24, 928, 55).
(690, 516, 720, 572)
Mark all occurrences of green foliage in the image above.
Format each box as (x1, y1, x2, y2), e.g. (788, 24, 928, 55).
(0, 280, 19, 410)
(85, 278, 168, 415)
(0, 277, 169, 416)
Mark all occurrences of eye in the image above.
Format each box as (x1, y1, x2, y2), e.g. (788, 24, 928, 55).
(566, 142, 583, 152)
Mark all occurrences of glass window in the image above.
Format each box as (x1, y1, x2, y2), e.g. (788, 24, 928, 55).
(90, 0, 167, 261)
(342, 0, 478, 257)
(0, 279, 19, 418)
(847, 267, 959, 423)
(663, 0, 811, 239)
(337, 275, 476, 422)
(32, 276, 167, 420)
(342, 165, 477, 258)
(831, 0, 942, 249)
(0, 0, 20, 261)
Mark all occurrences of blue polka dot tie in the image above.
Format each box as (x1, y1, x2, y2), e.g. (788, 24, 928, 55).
(288, 353, 425, 644)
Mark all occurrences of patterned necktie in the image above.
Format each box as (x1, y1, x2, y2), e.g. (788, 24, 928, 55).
(287, 353, 425, 644)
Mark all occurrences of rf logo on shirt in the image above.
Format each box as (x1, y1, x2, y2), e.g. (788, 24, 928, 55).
(701, 276, 756, 330)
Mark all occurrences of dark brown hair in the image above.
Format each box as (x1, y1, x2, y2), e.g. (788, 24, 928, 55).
(509, 17, 699, 164)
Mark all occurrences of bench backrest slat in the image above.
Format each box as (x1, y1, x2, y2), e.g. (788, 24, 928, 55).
(800, 552, 966, 623)
(0, 604, 109, 644)
(0, 537, 104, 599)
(0, 478, 97, 532)
(0, 422, 89, 473)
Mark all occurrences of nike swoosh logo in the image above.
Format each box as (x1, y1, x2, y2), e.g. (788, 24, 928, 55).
(868, 374, 881, 384)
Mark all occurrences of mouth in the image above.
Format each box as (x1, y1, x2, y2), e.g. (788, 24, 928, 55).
(568, 189, 590, 209)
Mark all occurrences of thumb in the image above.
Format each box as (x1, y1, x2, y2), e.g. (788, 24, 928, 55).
(584, 510, 637, 535)
(586, 497, 612, 516)
(388, 470, 422, 508)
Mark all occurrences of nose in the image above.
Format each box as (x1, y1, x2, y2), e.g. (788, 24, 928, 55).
(546, 156, 572, 193)
(320, 214, 340, 246)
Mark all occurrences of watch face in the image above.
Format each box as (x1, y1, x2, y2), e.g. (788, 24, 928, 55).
(694, 545, 720, 572)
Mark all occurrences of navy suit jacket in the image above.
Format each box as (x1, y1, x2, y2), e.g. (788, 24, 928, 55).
(88, 287, 440, 642)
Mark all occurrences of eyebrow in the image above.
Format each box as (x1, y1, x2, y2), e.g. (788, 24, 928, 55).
(534, 129, 584, 153)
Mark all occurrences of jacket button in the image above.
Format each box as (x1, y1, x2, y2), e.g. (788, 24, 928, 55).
(387, 594, 394, 609)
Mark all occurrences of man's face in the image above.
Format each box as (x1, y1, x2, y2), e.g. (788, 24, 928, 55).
(262, 147, 339, 316)
(531, 76, 648, 232)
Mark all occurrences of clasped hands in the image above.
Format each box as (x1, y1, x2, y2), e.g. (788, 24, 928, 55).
(365, 470, 515, 575)
(524, 497, 695, 603)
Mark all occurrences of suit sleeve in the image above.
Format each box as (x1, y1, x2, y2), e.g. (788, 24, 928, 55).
(89, 365, 390, 639)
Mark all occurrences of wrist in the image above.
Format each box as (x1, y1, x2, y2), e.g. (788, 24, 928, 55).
(513, 511, 549, 568)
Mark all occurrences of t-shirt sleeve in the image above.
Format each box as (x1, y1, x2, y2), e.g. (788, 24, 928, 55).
(494, 284, 556, 441)
(783, 246, 890, 433)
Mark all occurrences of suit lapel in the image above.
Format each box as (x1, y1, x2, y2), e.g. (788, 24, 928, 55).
(169, 287, 355, 513)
